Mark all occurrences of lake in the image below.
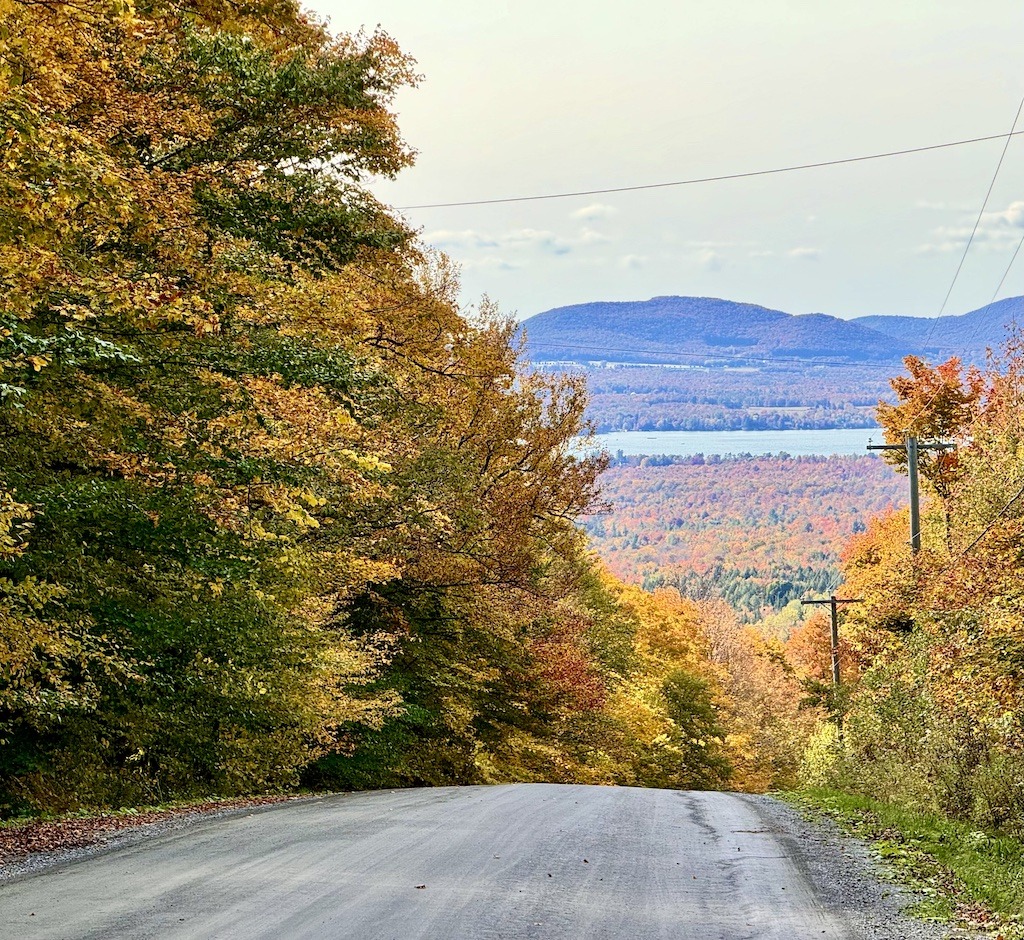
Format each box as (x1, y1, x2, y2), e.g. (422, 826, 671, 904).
(587, 428, 883, 457)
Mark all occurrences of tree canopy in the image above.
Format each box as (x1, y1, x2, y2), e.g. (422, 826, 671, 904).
(0, 0, 743, 813)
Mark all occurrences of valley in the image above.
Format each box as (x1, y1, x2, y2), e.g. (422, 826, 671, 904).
(521, 294, 1020, 434)
(586, 454, 906, 624)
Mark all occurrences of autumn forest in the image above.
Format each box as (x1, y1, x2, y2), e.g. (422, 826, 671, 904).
(2, 0, 1024, 860)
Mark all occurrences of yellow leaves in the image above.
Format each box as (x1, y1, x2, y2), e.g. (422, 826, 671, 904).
(606, 682, 668, 743)
(0, 490, 32, 559)
(192, 312, 221, 337)
(0, 0, 636, 802)
(340, 449, 392, 474)
(283, 504, 320, 530)
(204, 379, 388, 502)
(250, 272, 375, 342)
(26, 354, 50, 372)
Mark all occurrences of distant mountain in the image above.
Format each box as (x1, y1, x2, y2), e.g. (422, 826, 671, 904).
(519, 295, 1024, 367)
(852, 296, 1024, 360)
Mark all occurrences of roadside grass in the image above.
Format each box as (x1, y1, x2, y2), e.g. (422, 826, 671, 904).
(782, 788, 1024, 938)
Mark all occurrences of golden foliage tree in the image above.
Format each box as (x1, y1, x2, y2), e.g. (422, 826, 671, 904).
(812, 349, 1024, 833)
(6, 0, 745, 812)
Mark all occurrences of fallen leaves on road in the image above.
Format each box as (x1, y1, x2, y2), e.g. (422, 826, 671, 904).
(0, 796, 296, 862)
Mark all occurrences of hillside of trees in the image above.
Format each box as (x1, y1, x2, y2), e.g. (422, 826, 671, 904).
(853, 295, 1024, 358)
(0, 0, 777, 814)
(804, 352, 1024, 837)
(580, 364, 891, 431)
(586, 455, 905, 622)
(585, 349, 1024, 840)
(519, 296, 903, 365)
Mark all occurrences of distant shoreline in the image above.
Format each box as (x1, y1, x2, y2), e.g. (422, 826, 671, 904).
(585, 427, 883, 458)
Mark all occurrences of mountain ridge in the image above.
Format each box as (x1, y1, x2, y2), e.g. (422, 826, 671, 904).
(519, 295, 1024, 366)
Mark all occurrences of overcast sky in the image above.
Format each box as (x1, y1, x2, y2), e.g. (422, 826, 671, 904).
(310, 1, 1024, 321)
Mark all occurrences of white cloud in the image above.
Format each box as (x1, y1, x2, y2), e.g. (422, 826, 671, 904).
(749, 249, 776, 258)
(425, 225, 612, 258)
(619, 254, 646, 269)
(685, 240, 750, 250)
(577, 227, 611, 246)
(570, 203, 617, 221)
(916, 200, 1024, 254)
(933, 226, 1020, 244)
(502, 228, 572, 254)
(423, 229, 498, 249)
(787, 247, 822, 260)
(695, 249, 723, 271)
(461, 256, 524, 271)
(981, 200, 1024, 229)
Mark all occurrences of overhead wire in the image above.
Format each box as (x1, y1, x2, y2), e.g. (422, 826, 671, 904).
(886, 96, 1024, 448)
(990, 233, 1024, 304)
(515, 114, 1023, 571)
(396, 129, 1024, 211)
(955, 481, 1024, 560)
(883, 94, 1024, 560)
(398, 105, 1024, 573)
(933, 96, 1024, 320)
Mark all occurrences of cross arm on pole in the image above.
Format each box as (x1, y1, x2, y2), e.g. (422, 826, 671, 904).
(867, 443, 954, 451)
(799, 596, 864, 688)
(867, 437, 954, 551)
(799, 598, 864, 605)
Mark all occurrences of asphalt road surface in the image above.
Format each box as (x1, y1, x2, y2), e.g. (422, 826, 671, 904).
(0, 784, 946, 939)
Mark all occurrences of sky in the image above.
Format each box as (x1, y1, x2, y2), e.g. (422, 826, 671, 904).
(309, 0, 1024, 322)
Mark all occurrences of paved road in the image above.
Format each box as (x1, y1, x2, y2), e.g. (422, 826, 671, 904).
(0, 785, 923, 939)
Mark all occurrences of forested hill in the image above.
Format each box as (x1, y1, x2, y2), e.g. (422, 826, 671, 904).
(852, 295, 1024, 357)
(520, 295, 1023, 366)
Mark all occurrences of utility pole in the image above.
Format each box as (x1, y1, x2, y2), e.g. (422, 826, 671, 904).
(867, 435, 953, 552)
(799, 595, 863, 688)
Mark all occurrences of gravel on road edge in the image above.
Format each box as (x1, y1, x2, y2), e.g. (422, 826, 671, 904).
(747, 794, 980, 940)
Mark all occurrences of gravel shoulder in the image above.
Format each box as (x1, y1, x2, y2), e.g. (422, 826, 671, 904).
(744, 795, 977, 940)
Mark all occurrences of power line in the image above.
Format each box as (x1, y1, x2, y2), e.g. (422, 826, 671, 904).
(935, 98, 1024, 318)
(987, 235, 1024, 305)
(883, 96, 1024, 446)
(920, 478, 1024, 590)
(397, 129, 1024, 211)
(955, 480, 1024, 560)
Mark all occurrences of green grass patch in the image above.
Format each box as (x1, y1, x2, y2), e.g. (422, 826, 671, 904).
(781, 788, 1024, 937)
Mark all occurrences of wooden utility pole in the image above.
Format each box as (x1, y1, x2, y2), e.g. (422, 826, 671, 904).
(867, 435, 953, 552)
(800, 596, 862, 687)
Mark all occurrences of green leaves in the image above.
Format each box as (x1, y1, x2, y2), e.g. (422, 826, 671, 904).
(0, 0, 742, 816)
(158, 25, 416, 177)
